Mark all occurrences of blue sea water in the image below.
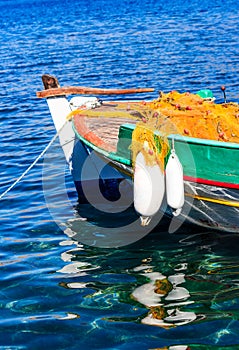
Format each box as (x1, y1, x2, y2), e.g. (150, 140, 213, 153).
(1, 0, 239, 348)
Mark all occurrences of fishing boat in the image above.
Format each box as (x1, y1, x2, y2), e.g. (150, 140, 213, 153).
(37, 74, 239, 234)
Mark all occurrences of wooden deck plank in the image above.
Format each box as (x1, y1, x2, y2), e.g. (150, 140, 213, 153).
(85, 117, 136, 151)
(73, 103, 138, 152)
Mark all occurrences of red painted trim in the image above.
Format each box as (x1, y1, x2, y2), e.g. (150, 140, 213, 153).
(184, 175, 239, 190)
(73, 114, 115, 152)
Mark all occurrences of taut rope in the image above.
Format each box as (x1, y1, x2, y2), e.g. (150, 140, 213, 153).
(0, 120, 69, 200)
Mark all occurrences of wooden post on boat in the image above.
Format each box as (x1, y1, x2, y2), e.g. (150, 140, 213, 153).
(37, 76, 154, 98)
(42, 74, 60, 90)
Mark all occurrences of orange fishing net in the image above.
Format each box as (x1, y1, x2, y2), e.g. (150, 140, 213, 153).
(147, 90, 239, 142)
(131, 90, 239, 167)
(68, 91, 239, 168)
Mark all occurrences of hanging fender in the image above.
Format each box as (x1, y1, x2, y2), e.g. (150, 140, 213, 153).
(165, 149, 184, 216)
(133, 152, 165, 225)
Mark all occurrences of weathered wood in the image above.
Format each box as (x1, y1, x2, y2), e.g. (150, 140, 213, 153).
(37, 74, 154, 97)
(37, 86, 155, 98)
(85, 116, 135, 151)
(42, 74, 60, 89)
(74, 114, 136, 152)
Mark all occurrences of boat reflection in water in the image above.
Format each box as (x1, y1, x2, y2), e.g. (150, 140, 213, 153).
(58, 229, 203, 330)
(131, 263, 202, 328)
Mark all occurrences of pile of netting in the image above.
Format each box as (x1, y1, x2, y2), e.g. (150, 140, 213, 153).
(147, 90, 239, 142)
(131, 90, 239, 167)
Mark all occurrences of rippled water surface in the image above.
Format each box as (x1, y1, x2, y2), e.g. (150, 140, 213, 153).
(1, 0, 239, 348)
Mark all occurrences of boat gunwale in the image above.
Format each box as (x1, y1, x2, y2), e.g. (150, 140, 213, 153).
(168, 133, 239, 149)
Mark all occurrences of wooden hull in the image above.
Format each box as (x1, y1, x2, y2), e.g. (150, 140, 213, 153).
(71, 110, 239, 233)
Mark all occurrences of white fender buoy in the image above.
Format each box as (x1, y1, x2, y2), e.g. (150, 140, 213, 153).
(165, 148, 184, 216)
(134, 152, 165, 225)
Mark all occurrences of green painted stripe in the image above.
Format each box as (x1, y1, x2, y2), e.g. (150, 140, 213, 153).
(168, 133, 239, 149)
(73, 120, 239, 186)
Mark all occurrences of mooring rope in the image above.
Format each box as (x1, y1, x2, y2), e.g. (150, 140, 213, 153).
(0, 120, 69, 200)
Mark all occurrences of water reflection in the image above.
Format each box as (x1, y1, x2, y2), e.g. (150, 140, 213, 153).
(131, 263, 201, 328)
(56, 227, 239, 350)
(57, 231, 204, 329)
